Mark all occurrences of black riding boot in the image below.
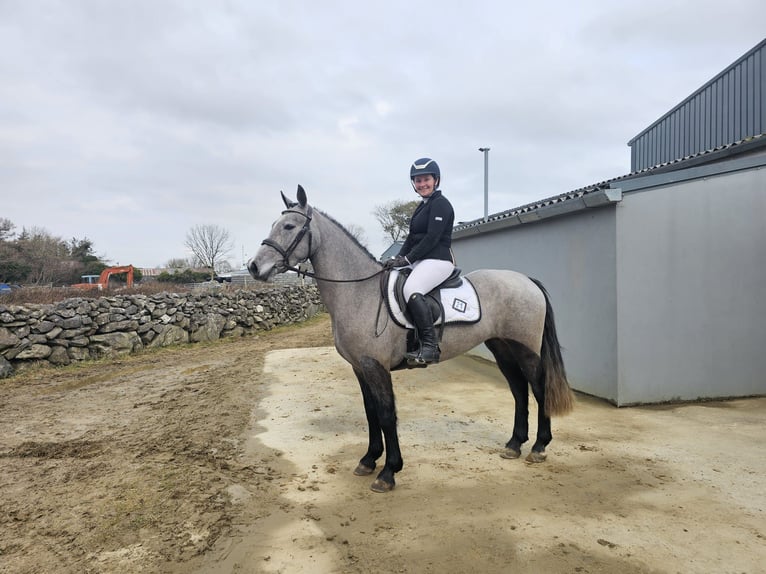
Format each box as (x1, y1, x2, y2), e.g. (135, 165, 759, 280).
(405, 293, 440, 364)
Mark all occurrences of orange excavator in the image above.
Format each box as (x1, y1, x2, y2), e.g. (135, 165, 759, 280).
(72, 265, 135, 291)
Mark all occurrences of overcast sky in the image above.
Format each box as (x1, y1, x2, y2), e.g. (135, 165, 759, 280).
(1, 1, 764, 269)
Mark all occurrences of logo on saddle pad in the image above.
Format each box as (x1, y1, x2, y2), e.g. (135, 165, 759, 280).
(386, 269, 481, 329)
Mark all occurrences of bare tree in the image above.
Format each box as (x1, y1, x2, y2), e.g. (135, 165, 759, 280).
(184, 224, 234, 280)
(16, 227, 72, 285)
(165, 257, 193, 269)
(344, 223, 369, 249)
(373, 200, 419, 243)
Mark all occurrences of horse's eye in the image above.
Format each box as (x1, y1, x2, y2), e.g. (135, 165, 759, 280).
(284, 223, 296, 230)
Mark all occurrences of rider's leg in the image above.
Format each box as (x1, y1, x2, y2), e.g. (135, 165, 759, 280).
(402, 259, 454, 301)
(405, 292, 440, 363)
(402, 259, 453, 364)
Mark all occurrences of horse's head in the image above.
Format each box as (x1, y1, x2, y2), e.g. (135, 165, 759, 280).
(248, 185, 316, 281)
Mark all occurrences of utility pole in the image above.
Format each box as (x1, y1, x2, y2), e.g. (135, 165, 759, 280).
(478, 147, 490, 222)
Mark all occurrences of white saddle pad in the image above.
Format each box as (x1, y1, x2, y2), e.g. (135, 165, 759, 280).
(386, 270, 481, 329)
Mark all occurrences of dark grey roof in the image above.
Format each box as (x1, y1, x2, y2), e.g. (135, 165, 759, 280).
(453, 133, 766, 233)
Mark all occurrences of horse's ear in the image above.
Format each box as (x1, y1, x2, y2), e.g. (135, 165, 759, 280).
(296, 185, 307, 208)
(281, 190, 296, 209)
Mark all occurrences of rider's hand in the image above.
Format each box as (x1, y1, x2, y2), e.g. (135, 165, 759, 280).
(383, 256, 410, 269)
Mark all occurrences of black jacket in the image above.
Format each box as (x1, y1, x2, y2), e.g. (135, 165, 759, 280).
(397, 189, 454, 263)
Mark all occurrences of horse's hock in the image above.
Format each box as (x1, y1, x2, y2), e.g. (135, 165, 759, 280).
(0, 285, 324, 377)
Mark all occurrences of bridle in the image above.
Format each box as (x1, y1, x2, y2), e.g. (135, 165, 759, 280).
(261, 206, 314, 270)
(260, 205, 385, 284)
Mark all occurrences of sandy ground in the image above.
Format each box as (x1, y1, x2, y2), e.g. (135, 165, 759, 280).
(1, 314, 764, 574)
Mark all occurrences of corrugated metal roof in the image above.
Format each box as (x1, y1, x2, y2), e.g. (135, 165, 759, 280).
(453, 133, 766, 233)
(627, 39, 765, 172)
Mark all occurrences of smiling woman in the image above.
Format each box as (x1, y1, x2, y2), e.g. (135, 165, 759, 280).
(384, 158, 456, 364)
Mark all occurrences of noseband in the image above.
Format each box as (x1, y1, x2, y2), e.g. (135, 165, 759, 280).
(261, 205, 314, 268)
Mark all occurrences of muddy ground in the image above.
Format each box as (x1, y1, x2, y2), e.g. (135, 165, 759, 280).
(1, 314, 764, 574)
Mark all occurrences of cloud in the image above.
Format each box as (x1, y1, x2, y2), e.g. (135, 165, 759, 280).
(1, 0, 764, 267)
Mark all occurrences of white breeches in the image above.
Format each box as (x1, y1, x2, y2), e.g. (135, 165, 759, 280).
(403, 259, 455, 301)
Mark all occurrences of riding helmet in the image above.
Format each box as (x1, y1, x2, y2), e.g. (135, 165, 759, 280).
(410, 158, 440, 183)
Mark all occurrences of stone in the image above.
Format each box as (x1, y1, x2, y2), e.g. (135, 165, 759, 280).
(0, 327, 20, 351)
(0, 355, 13, 378)
(48, 346, 71, 366)
(222, 326, 245, 338)
(68, 347, 91, 361)
(15, 344, 52, 360)
(69, 336, 90, 347)
(61, 317, 83, 329)
(34, 320, 56, 334)
(99, 320, 139, 333)
(146, 325, 189, 348)
(89, 332, 143, 357)
(45, 326, 64, 340)
(191, 314, 226, 343)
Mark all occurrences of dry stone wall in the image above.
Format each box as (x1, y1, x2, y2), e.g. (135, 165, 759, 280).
(0, 286, 324, 378)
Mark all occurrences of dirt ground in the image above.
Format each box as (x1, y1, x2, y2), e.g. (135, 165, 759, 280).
(1, 314, 764, 574)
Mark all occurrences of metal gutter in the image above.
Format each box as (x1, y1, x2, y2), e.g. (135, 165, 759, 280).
(615, 153, 766, 193)
(453, 188, 622, 239)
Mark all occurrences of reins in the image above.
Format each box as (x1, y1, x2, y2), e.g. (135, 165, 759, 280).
(286, 263, 385, 284)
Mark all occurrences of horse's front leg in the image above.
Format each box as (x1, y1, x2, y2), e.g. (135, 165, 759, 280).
(352, 366, 383, 476)
(354, 357, 402, 493)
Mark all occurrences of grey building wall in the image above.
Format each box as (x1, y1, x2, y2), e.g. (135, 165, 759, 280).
(451, 156, 766, 405)
(615, 166, 766, 403)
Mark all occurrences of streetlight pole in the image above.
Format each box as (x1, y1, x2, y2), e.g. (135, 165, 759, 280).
(478, 147, 490, 222)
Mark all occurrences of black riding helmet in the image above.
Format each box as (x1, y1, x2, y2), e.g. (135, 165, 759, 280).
(410, 158, 440, 190)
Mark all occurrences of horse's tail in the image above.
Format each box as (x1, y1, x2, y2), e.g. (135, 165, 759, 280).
(530, 278, 575, 417)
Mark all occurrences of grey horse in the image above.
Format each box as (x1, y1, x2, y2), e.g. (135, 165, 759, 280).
(248, 185, 574, 493)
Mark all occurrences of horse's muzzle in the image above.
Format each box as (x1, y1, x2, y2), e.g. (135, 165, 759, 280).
(247, 259, 269, 281)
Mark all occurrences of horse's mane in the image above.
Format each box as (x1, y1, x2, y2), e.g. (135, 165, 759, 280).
(315, 207, 380, 263)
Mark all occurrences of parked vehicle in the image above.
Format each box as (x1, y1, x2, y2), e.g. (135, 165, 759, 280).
(0, 283, 20, 294)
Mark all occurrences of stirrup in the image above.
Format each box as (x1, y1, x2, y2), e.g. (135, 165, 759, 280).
(407, 348, 440, 365)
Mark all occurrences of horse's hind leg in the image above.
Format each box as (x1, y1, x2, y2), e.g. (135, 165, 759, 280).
(485, 338, 531, 459)
(527, 377, 552, 462)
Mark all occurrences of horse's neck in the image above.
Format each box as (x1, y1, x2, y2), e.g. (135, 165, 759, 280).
(310, 214, 380, 314)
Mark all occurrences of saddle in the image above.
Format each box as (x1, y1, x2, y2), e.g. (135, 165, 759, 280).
(385, 267, 481, 331)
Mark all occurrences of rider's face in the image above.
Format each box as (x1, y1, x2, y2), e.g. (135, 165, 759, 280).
(413, 174, 436, 197)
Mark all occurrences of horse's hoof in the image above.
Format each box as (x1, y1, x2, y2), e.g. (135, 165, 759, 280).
(500, 448, 521, 459)
(525, 451, 547, 463)
(353, 463, 375, 476)
(370, 478, 395, 493)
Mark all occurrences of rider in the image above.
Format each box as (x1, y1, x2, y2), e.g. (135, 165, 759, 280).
(384, 157, 455, 364)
